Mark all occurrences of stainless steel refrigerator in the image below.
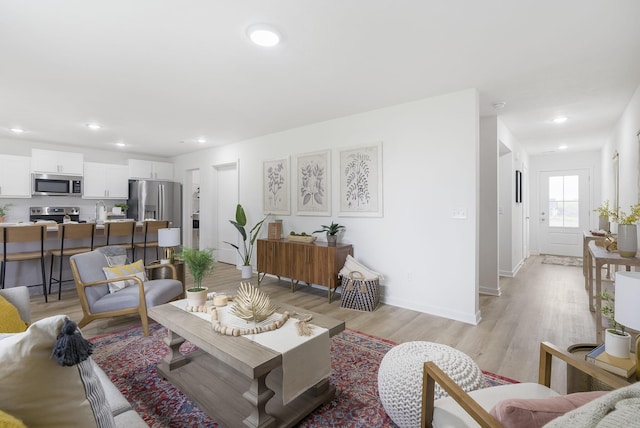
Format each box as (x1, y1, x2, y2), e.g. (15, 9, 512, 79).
(128, 180, 182, 228)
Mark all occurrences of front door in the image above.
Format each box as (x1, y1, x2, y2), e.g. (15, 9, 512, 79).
(539, 169, 590, 256)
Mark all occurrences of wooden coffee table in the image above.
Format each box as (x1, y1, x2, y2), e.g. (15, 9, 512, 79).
(148, 302, 345, 428)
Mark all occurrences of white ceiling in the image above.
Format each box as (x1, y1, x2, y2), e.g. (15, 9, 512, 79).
(1, 1, 639, 158)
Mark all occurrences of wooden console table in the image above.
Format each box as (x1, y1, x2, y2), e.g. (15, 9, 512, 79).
(586, 240, 640, 343)
(257, 239, 353, 303)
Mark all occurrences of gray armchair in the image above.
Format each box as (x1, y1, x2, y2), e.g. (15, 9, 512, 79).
(70, 246, 183, 336)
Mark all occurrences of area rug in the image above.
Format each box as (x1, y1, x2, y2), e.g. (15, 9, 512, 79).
(541, 255, 583, 267)
(89, 323, 517, 427)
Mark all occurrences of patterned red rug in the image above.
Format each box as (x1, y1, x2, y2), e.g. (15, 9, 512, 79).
(89, 323, 517, 427)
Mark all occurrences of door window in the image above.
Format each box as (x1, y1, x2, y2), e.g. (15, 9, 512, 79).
(548, 175, 579, 228)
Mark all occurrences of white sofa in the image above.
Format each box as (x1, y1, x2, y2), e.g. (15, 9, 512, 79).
(0, 287, 148, 427)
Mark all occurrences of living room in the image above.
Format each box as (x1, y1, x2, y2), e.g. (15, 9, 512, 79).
(2, 2, 640, 427)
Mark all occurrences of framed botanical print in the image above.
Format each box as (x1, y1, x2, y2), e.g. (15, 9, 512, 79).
(339, 142, 383, 217)
(263, 157, 290, 215)
(296, 150, 330, 216)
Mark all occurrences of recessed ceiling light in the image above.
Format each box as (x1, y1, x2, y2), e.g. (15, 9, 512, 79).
(558, 145, 568, 150)
(10, 127, 25, 134)
(247, 24, 282, 47)
(86, 123, 102, 130)
(197, 137, 207, 144)
(115, 142, 126, 147)
(492, 102, 506, 110)
(553, 116, 568, 124)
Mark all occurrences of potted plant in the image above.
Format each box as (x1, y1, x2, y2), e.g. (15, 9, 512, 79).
(0, 204, 10, 223)
(177, 246, 215, 307)
(606, 203, 640, 257)
(597, 289, 631, 359)
(313, 221, 345, 246)
(594, 200, 611, 232)
(224, 204, 268, 279)
(114, 203, 129, 215)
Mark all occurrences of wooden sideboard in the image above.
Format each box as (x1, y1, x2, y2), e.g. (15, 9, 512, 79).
(257, 239, 353, 302)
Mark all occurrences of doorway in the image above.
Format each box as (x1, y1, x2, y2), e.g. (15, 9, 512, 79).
(213, 162, 238, 265)
(539, 169, 590, 256)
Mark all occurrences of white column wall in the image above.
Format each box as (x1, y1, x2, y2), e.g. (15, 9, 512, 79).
(174, 89, 482, 324)
(479, 117, 499, 295)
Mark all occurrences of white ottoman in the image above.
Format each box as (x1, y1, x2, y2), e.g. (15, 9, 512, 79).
(378, 341, 486, 428)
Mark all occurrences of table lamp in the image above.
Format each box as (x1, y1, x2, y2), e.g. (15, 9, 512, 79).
(158, 228, 181, 264)
(614, 271, 640, 380)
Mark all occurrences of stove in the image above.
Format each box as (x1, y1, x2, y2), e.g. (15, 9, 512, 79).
(30, 206, 81, 223)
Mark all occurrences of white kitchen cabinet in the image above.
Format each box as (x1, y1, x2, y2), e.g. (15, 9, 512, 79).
(31, 149, 84, 175)
(83, 162, 129, 199)
(128, 159, 173, 180)
(0, 154, 31, 198)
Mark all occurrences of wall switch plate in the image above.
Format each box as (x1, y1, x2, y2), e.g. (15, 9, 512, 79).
(452, 209, 467, 219)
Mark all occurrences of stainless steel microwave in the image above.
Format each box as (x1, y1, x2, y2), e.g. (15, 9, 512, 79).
(32, 173, 83, 196)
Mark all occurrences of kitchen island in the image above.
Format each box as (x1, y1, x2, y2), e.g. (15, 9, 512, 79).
(0, 221, 169, 297)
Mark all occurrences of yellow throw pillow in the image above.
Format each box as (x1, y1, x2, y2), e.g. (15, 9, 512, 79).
(103, 259, 147, 293)
(0, 410, 27, 428)
(0, 295, 28, 333)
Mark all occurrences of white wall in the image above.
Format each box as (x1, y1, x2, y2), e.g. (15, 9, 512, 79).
(479, 117, 499, 295)
(497, 119, 529, 276)
(601, 83, 640, 240)
(174, 89, 483, 324)
(529, 151, 602, 254)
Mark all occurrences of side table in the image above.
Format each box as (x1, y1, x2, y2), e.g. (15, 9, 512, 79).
(567, 343, 635, 393)
(148, 260, 186, 296)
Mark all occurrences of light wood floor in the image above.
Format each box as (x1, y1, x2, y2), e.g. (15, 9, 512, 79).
(30, 255, 600, 392)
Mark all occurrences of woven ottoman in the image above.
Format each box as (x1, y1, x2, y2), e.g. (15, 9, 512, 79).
(378, 341, 486, 428)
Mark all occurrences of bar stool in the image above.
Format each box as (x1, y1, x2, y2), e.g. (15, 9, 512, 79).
(133, 220, 169, 265)
(104, 221, 136, 260)
(48, 223, 96, 300)
(0, 224, 48, 302)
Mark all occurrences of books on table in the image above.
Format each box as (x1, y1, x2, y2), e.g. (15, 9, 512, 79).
(585, 344, 636, 378)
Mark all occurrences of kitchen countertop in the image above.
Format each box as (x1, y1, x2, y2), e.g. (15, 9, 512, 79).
(0, 220, 144, 232)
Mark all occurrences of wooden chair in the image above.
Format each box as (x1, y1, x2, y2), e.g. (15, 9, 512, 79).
(133, 220, 169, 265)
(421, 342, 632, 428)
(69, 246, 183, 336)
(48, 223, 96, 300)
(103, 220, 136, 258)
(0, 224, 48, 302)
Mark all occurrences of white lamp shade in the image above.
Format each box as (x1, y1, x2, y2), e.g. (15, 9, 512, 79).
(158, 228, 181, 247)
(615, 272, 640, 331)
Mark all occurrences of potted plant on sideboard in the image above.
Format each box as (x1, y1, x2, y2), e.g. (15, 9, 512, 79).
(594, 200, 611, 232)
(313, 221, 345, 246)
(178, 246, 215, 307)
(0, 204, 10, 223)
(603, 203, 640, 257)
(598, 289, 631, 359)
(224, 204, 268, 279)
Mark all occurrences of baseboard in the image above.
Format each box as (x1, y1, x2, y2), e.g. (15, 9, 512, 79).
(479, 286, 501, 296)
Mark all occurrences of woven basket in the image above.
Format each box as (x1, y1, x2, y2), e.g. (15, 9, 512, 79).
(340, 271, 379, 311)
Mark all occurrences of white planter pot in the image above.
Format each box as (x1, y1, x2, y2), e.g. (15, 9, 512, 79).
(605, 329, 631, 359)
(617, 224, 638, 258)
(186, 287, 208, 307)
(241, 265, 253, 279)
